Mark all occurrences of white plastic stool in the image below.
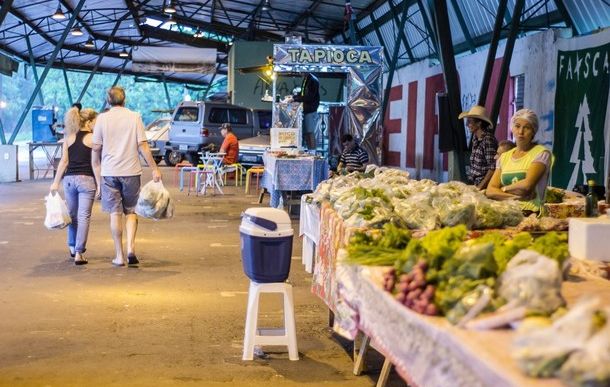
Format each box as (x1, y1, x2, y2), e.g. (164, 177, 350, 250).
(242, 281, 299, 361)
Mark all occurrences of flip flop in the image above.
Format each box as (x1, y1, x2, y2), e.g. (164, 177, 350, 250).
(74, 258, 88, 265)
(127, 254, 139, 266)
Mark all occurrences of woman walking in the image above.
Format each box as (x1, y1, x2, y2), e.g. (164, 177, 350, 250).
(50, 107, 99, 265)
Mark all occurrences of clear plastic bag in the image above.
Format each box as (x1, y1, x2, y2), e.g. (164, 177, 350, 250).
(44, 191, 71, 230)
(135, 181, 174, 220)
(512, 298, 603, 378)
(559, 306, 610, 387)
(499, 249, 564, 314)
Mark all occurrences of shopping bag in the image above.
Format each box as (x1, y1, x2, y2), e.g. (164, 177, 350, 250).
(44, 191, 71, 230)
(135, 180, 174, 220)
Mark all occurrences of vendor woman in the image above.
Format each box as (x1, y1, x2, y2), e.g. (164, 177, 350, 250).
(485, 108, 552, 215)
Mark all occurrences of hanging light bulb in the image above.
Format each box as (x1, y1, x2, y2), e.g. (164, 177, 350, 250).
(71, 26, 84, 36)
(84, 37, 95, 48)
(51, 5, 66, 20)
(193, 28, 202, 38)
(119, 48, 129, 58)
(262, 0, 270, 11)
(163, 0, 177, 14)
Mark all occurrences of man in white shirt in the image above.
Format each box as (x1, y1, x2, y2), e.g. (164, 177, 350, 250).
(92, 86, 161, 267)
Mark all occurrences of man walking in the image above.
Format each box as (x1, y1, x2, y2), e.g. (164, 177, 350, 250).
(92, 86, 161, 267)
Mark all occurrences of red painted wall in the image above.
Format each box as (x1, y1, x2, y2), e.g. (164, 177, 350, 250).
(383, 85, 403, 167)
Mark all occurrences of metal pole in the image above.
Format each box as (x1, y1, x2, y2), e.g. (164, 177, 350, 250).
(24, 32, 44, 105)
(8, 0, 86, 144)
(381, 0, 410, 121)
(0, 0, 14, 27)
(490, 0, 525, 126)
(369, 11, 391, 65)
(431, 0, 467, 181)
(0, 117, 6, 145)
(387, 0, 414, 62)
(76, 13, 130, 103)
(204, 64, 219, 100)
(61, 61, 73, 106)
(478, 0, 508, 106)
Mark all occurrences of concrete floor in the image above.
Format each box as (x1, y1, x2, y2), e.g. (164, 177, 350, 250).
(0, 166, 405, 386)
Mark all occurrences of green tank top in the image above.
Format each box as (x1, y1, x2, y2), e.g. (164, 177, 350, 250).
(499, 144, 550, 212)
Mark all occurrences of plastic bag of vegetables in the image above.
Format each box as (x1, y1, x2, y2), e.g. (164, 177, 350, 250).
(559, 306, 610, 387)
(393, 193, 438, 230)
(432, 195, 476, 228)
(512, 298, 604, 378)
(498, 249, 564, 315)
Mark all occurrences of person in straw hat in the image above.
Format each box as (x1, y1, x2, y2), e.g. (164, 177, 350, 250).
(458, 105, 498, 189)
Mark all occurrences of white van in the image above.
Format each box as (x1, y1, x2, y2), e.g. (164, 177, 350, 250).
(165, 101, 271, 165)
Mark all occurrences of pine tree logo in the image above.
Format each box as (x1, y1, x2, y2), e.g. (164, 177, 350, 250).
(568, 94, 596, 190)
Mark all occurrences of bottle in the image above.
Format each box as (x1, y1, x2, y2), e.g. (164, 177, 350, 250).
(585, 179, 599, 217)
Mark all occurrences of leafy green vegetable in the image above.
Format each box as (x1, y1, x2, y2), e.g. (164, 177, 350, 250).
(529, 232, 569, 267)
(544, 187, 566, 204)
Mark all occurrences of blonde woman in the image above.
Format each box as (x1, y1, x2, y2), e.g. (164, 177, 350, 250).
(486, 109, 552, 215)
(50, 107, 100, 264)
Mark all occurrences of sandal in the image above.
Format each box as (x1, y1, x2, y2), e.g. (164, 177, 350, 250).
(74, 258, 88, 265)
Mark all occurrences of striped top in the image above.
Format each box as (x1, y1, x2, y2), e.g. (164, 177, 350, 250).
(339, 145, 369, 172)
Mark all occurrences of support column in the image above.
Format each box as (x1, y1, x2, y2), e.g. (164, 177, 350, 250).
(430, 0, 467, 181)
(76, 13, 130, 103)
(25, 33, 44, 105)
(478, 0, 508, 107)
(162, 76, 172, 110)
(8, 0, 86, 144)
(61, 60, 73, 106)
(490, 0, 525, 125)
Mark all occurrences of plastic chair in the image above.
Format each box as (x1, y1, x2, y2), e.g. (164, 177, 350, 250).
(222, 163, 245, 186)
(173, 161, 192, 186)
(179, 166, 198, 191)
(242, 281, 298, 361)
(245, 165, 265, 194)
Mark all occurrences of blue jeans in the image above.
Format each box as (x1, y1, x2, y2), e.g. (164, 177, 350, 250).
(63, 175, 96, 253)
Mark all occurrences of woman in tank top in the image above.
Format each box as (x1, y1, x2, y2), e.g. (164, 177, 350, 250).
(50, 107, 99, 265)
(486, 108, 552, 215)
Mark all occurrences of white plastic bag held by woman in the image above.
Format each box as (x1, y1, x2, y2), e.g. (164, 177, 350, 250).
(44, 191, 72, 229)
(135, 180, 174, 220)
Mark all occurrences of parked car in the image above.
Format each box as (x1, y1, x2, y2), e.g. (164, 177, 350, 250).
(145, 116, 171, 164)
(165, 101, 271, 166)
(238, 134, 270, 166)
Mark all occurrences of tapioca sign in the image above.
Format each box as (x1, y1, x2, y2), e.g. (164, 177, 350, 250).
(275, 45, 383, 67)
(285, 48, 374, 65)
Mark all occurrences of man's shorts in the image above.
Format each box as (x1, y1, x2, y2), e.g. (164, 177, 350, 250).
(302, 112, 318, 134)
(101, 176, 141, 215)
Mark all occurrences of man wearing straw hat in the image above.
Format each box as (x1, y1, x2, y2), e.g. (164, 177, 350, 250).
(458, 105, 498, 190)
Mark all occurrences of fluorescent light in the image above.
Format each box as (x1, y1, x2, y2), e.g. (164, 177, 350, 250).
(143, 17, 164, 28)
(71, 26, 84, 36)
(262, 0, 270, 11)
(119, 48, 129, 57)
(164, 0, 177, 14)
(51, 5, 66, 20)
(84, 38, 95, 48)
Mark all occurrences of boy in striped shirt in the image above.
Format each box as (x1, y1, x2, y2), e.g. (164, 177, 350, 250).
(337, 134, 369, 174)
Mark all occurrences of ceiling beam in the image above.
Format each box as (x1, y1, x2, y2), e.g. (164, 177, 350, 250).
(287, 0, 324, 32)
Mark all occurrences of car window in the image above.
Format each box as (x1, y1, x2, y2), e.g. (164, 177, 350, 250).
(208, 108, 227, 123)
(175, 107, 199, 122)
(228, 109, 248, 125)
(146, 118, 170, 132)
(257, 111, 272, 130)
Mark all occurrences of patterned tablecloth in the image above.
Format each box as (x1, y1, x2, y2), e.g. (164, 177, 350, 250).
(261, 153, 328, 208)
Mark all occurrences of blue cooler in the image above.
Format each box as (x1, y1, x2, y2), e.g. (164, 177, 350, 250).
(240, 208, 294, 283)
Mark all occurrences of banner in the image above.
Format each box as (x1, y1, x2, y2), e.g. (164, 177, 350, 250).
(552, 43, 610, 189)
(131, 46, 216, 74)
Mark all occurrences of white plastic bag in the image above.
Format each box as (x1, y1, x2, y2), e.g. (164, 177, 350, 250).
(135, 181, 174, 220)
(44, 191, 71, 230)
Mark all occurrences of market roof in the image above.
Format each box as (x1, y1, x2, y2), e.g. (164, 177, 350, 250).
(0, 0, 608, 87)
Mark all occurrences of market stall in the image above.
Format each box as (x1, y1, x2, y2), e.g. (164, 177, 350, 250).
(271, 44, 384, 163)
(300, 166, 610, 387)
(260, 151, 328, 208)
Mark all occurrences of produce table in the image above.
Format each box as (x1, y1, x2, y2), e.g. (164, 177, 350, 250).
(305, 201, 610, 387)
(261, 152, 328, 208)
(336, 264, 610, 387)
